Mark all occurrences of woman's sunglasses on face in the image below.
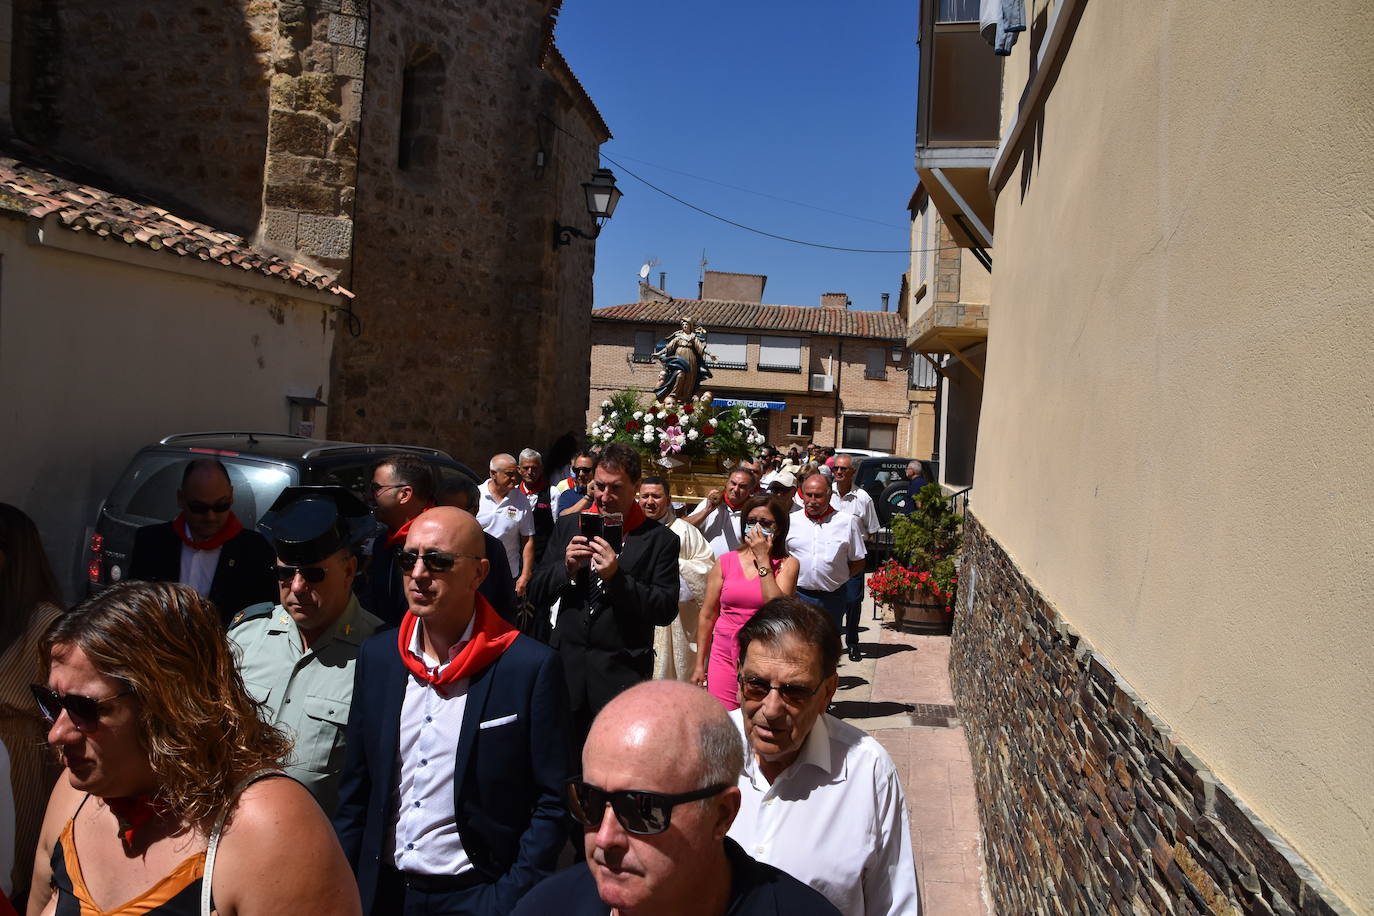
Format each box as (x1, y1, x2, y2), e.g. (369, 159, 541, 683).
(31, 684, 130, 731)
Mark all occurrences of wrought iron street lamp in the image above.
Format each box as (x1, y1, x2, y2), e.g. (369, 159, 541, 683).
(554, 168, 622, 248)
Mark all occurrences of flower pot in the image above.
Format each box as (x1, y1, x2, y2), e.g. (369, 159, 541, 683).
(890, 588, 952, 635)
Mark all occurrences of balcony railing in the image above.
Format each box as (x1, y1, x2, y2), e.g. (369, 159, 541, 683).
(758, 363, 802, 373)
(631, 353, 655, 364)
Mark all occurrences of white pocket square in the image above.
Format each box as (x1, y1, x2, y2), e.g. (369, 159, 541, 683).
(479, 714, 519, 729)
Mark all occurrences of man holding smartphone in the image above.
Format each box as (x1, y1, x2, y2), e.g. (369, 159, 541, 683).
(529, 443, 680, 743)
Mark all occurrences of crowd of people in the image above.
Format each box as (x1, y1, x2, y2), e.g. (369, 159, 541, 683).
(0, 440, 934, 915)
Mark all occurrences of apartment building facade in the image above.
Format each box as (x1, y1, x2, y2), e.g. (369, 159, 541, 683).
(915, 0, 1372, 912)
(590, 272, 911, 453)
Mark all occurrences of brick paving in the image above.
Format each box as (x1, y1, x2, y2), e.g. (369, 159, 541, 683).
(831, 596, 992, 915)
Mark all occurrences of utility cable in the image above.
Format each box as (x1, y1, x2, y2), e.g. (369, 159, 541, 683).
(540, 115, 963, 256)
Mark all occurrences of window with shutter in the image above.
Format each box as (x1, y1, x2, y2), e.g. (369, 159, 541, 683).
(758, 336, 802, 372)
(865, 348, 887, 380)
(711, 333, 748, 369)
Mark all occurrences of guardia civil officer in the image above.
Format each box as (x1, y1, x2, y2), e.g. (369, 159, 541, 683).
(229, 486, 383, 815)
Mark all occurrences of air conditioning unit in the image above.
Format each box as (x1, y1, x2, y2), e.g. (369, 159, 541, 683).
(810, 373, 834, 392)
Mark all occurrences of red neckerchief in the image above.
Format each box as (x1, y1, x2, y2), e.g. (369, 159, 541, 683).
(584, 499, 648, 533)
(519, 479, 547, 496)
(385, 506, 435, 549)
(396, 594, 518, 687)
(105, 795, 158, 849)
(171, 512, 243, 551)
(722, 493, 746, 513)
(804, 504, 836, 524)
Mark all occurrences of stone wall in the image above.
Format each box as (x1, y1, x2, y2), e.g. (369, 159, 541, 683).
(952, 513, 1353, 916)
(12, 0, 276, 236)
(260, 0, 365, 275)
(327, 0, 607, 468)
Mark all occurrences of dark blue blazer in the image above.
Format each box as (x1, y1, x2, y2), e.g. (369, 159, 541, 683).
(332, 625, 573, 915)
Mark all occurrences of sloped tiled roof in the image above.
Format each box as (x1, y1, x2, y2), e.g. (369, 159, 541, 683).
(0, 154, 350, 297)
(593, 298, 904, 341)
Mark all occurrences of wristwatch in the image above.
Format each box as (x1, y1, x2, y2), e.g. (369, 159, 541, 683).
(756, 564, 770, 576)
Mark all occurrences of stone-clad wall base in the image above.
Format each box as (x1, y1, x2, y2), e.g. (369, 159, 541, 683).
(951, 514, 1354, 916)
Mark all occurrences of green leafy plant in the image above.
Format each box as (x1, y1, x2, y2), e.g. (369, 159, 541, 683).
(879, 483, 961, 612)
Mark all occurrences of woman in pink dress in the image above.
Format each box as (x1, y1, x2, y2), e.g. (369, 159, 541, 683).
(691, 496, 799, 709)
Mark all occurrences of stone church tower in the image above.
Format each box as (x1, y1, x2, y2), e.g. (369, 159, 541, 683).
(7, 0, 610, 465)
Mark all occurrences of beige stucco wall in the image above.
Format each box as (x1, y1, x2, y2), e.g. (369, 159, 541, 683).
(973, 1, 1374, 908)
(0, 217, 337, 597)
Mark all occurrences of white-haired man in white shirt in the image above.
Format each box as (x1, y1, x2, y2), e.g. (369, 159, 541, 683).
(727, 595, 919, 915)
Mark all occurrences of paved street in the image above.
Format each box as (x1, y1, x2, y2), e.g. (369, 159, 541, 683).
(832, 595, 991, 915)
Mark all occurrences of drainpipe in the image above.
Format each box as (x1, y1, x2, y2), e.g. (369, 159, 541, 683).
(832, 341, 843, 447)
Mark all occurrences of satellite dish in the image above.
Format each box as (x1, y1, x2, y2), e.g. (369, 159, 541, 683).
(639, 263, 651, 280)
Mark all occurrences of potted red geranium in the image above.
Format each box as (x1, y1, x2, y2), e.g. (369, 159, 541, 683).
(870, 483, 959, 634)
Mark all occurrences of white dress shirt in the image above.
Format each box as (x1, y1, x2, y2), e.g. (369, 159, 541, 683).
(832, 485, 879, 538)
(390, 616, 476, 876)
(786, 508, 866, 592)
(178, 541, 221, 596)
(476, 481, 536, 577)
(728, 709, 919, 916)
(699, 501, 743, 557)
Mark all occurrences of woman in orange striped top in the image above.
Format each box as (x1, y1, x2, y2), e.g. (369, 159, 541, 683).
(26, 582, 360, 916)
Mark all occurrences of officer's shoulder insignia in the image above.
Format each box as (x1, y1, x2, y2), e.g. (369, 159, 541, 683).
(230, 602, 276, 630)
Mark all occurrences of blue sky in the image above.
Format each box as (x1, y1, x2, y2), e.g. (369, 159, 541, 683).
(556, 1, 919, 312)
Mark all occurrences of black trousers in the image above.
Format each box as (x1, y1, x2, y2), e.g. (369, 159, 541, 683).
(373, 865, 494, 916)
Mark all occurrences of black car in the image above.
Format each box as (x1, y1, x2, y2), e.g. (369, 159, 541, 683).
(84, 432, 479, 592)
(854, 456, 939, 569)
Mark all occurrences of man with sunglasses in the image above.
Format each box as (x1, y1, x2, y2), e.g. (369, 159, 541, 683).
(335, 507, 572, 916)
(356, 453, 436, 625)
(226, 486, 382, 817)
(512, 680, 838, 915)
(128, 458, 276, 625)
(728, 598, 918, 915)
(556, 451, 597, 516)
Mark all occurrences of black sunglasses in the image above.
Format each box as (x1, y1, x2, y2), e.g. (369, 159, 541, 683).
(274, 564, 328, 584)
(566, 778, 730, 836)
(369, 482, 407, 494)
(31, 684, 131, 731)
(737, 674, 823, 706)
(187, 499, 233, 514)
(395, 548, 483, 573)
(572, 466, 595, 476)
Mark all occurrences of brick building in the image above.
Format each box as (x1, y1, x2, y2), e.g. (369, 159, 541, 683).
(8, 0, 611, 468)
(590, 271, 910, 452)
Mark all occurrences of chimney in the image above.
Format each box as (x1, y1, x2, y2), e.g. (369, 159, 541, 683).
(659, 271, 666, 290)
(881, 293, 890, 312)
(821, 292, 850, 310)
(701, 271, 766, 303)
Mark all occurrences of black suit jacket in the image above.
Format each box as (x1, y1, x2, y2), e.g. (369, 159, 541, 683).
(128, 522, 276, 625)
(528, 514, 679, 724)
(332, 628, 572, 915)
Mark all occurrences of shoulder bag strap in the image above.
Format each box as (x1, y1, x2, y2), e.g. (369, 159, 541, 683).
(201, 769, 287, 916)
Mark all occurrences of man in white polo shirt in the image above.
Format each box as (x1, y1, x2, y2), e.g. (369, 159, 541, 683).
(684, 468, 757, 557)
(477, 453, 536, 597)
(786, 473, 865, 635)
(831, 454, 879, 662)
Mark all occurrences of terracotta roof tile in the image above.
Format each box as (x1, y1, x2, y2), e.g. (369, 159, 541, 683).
(0, 154, 351, 297)
(593, 298, 904, 341)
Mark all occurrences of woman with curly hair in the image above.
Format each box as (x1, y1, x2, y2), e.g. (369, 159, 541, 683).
(26, 581, 360, 916)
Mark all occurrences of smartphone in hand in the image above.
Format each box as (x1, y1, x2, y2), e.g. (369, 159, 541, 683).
(579, 512, 603, 541)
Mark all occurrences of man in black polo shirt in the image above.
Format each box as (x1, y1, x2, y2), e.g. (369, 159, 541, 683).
(512, 680, 838, 916)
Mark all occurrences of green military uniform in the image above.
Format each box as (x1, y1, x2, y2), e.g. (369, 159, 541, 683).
(229, 595, 383, 815)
